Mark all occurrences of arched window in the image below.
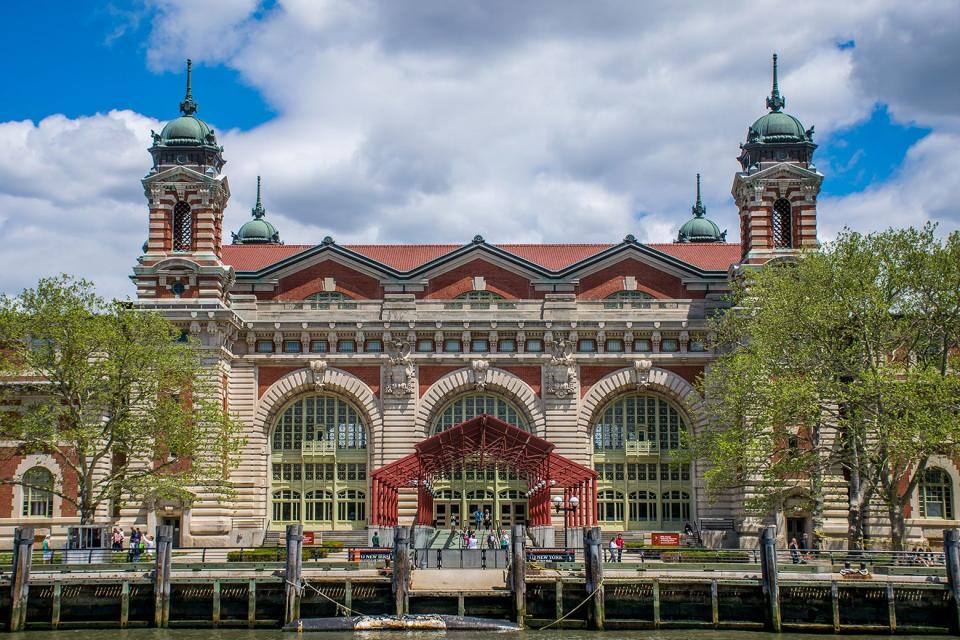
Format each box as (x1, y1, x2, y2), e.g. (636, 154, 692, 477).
(172, 201, 192, 251)
(593, 395, 686, 452)
(662, 490, 691, 522)
(598, 489, 624, 522)
(433, 393, 529, 433)
(434, 490, 461, 500)
(466, 489, 494, 500)
(22, 467, 53, 518)
(446, 290, 507, 310)
(772, 198, 792, 248)
(629, 491, 658, 522)
(604, 290, 654, 309)
(592, 394, 693, 530)
(305, 291, 356, 310)
(337, 490, 365, 522)
(272, 489, 301, 522)
(919, 467, 954, 519)
(304, 490, 333, 522)
(270, 395, 367, 528)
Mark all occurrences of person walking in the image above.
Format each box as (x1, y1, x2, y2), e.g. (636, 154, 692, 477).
(615, 533, 625, 562)
(608, 536, 618, 562)
(500, 531, 509, 550)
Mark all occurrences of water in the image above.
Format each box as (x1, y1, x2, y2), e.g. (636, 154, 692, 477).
(7, 631, 954, 640)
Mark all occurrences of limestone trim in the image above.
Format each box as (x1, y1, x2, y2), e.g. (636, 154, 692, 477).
(416, 366, 545, 438)
(578, 365, 705, 438)
(908, 455, 960, 524)
(10, 454, 65, 521)
(255, 366, 383, 445)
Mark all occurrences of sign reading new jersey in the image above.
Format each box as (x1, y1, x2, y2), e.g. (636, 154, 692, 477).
(652, 532, 681, 547)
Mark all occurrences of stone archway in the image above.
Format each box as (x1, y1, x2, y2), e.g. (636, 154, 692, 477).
(416, 366, 545, 437)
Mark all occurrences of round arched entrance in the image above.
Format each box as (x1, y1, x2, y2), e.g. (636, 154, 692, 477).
(430, 393, 531, 528)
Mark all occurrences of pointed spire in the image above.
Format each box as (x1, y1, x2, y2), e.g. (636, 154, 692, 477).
(251, 176, 266, 218)
(179, 59, 198, 116)
(766, 53, 785, 112)
(692, 173, 706, 217)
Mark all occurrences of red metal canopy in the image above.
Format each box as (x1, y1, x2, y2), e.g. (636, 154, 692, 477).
(370, 414, 597, 527)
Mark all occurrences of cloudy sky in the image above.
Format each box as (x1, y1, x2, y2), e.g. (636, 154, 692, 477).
(1, 0, 958, 299)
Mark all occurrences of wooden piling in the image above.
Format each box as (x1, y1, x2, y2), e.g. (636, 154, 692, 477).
(886, 582, 896, 633)
(212, 580, 221, 626)
(344, 579, 352, 616)
(510, 524, 526, 626)
(711, 578, 719, 626)
(945, 528, 960, 634)
(120, 581, 129, 627)
(247, 579, 257, 627)
(10, 526, 35, 632)
(153, 524, 173, 628)
(554, 578, 563, 626)
(759, 525, 781, 632)
(391, 526, 410, 617)
(652, 578, 661, 628)
(283, 523, 304, 625)
(52, 582, 62, 629)
(583, 526, 604, 630)
(831, 580, 840, 632)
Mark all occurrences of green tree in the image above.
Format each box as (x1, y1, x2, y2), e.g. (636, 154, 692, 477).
(693, 226, 960, 550)
(0, 275, 245, 524)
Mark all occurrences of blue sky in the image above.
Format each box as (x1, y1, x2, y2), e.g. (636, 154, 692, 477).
(0, 1, 958, 298)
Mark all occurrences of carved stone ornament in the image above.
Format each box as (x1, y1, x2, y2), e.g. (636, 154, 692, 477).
(633, 359, 653, 390)
(472, 359, 490, 391)
(546, 364, 578, 398)
(385, 362, 416, 398)
(549, 337, 575, 366)
(387, 338, 411, 366)
(309, 359, 328, 391)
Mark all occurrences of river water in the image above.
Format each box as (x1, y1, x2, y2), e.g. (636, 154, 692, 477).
(6, 630, 954, 640)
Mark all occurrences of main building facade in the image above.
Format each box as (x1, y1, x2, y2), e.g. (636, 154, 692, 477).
(5, 57, 957, 549)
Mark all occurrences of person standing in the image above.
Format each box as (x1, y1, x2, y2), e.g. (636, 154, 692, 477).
(615, 533, 625, 562)
(608, 536, 618, 562)
(130, 528, 143, 562)
(372, 531, 381, 548)
(474, 508, 483, 531)
(500, 531, 509, 550)
(789, 537, 801, 564)
(42, 534, 53, 564)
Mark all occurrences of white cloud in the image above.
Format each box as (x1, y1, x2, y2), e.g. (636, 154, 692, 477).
(3, 0, 959, 299)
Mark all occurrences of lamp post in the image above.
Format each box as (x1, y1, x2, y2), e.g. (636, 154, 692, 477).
(553, 495, 580, 549)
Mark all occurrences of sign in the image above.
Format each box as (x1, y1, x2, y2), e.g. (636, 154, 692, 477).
(652, 532, 681, 547)
(302, 531, 315, 545)
(527, 549, 575, 563)
(349, 548, 393, 561)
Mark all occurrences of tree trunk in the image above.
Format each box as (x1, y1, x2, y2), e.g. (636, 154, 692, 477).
(889, 501, 907, 551)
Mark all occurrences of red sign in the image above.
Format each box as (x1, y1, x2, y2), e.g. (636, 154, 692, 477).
(303, 531, 315, 545)
(652, 532, 681, 547)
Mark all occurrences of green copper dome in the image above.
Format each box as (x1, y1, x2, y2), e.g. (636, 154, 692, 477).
(151, 59, 219, 148)
(677, 174, 726, 243)
(744, 54, 813, 145)
(232, 176, 282, 245)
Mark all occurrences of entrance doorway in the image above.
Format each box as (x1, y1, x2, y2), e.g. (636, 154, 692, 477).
(162, 517, 182, 548)
(499, 501, 526, 527)
(786, 516, 809, 549)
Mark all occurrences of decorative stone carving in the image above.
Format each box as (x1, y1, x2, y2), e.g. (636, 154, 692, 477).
(309, 359, 328, 391)
(472, 359, 490, 391)
(385, 338, 415, 397)
(546, 338, 577, 398)
(632, 359, 653, 390)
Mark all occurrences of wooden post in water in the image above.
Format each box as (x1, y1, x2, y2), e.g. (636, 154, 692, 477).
(10, 526, 35, 632)
(583, 526, 604, 630)
(510, 524, 526, 626)
(759, 525, 781, 632)
(283, 523, 304, 625)
(944, 528, 960, 633)
(391, 526, 410, 617)
(153, 524, 173, 628)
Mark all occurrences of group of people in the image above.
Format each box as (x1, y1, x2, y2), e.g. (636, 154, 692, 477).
(452, 508, 510, 550)
(112, 527, 155, 562)
(907, 546, 942, 566)
(607, 533, 625, 561)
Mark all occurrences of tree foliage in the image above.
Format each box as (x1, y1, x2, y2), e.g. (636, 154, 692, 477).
(693, 226, 960, 550)
(0, 275, 246, 524)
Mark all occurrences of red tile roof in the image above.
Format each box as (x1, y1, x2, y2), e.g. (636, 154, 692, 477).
(221, 241, 741, 274)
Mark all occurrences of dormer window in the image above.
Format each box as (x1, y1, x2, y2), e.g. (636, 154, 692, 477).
(772, 198, 793, 248)
(172, 201, 192, 251)
(603, 290, 653, 309)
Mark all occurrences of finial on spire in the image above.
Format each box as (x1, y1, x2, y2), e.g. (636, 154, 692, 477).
(179, 59, 198, 116)
(252, 176, 266, 218)
(766, 53, 785, 112)
(692, 173, 706, 217)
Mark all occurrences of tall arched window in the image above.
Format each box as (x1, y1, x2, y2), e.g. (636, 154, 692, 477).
(433, 393, 529, 434)
(22, 467, 53, 518)
(270, 394, 368, 528)
(592, 394, 692, 530)
(919, 467, 954, 519)
(172, 201, 192, 251)
(772, 198, 792, 248)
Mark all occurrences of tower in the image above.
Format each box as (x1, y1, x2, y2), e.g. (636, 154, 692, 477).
(733, 54, 822, 264)
(133, 60, 233, 301)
